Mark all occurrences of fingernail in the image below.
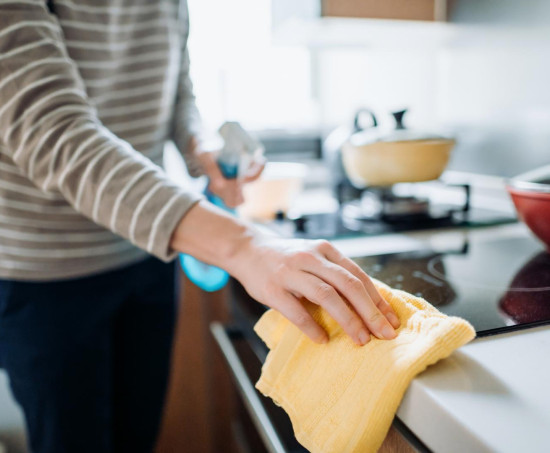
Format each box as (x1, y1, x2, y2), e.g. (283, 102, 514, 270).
(388, 313, 401, 329)
(382, 325, 397, 340)
(358, 330, 370, 345)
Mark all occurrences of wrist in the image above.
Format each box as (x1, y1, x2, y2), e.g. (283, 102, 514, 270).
(170, 200, 257, 272)
(222, 227, 261, 281)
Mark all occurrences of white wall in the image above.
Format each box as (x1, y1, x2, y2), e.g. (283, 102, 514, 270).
(438, 0, 550, 175)
(187, 0, 550, 176)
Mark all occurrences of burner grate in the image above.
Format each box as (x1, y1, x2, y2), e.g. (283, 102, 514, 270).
(341, 183, 471, 226)
(267, 180, 514, 239)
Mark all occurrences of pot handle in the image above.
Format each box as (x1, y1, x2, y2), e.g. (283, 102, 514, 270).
(353, 108, 378, 133)
(392, 109, 408, 130)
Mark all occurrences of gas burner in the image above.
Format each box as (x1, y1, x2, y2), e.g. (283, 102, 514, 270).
(341, 183, 471, 229)
(343, 189, 430, 219)
(342, 190, 432, 222)
(266, 180, 515, 240)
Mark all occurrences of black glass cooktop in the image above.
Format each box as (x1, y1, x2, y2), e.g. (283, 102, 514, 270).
(353, 235, 550, 336)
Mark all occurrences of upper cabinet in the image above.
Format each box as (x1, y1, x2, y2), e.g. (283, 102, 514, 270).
(321, 0, 449, 22)
(271, 0, 454, 48)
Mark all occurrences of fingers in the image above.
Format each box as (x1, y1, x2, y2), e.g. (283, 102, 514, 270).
(209, 178, 244, 208)
(286, 272, 371, 346)
(197, 151, 224, 180)
(297, 242, 398, 340)
(198, 152, 264, 207)
(273, 291, 329, 344)
(300, 260, 396, 341)
(211, 179, 244, 208)
(199, 152, 245, 208)
(243, 158, 266, 183)
(318, 241, 401, 330)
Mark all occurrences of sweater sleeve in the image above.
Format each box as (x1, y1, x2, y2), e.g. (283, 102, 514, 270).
(0, 1, 202, 261)
(170, 0, 206, 178)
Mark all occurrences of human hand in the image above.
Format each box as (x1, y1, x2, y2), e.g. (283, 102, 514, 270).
(172, 201, 399, 346)
(230, 236, 400, 346)
(197, 151, 265, 209)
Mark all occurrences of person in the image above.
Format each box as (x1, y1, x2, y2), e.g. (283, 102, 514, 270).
(0, 1, 400, 452)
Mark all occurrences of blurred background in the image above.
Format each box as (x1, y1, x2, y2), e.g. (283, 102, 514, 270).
(187, 0, 550, 176)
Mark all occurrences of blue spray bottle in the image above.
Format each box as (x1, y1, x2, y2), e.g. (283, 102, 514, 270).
(179, 122, 263, 292)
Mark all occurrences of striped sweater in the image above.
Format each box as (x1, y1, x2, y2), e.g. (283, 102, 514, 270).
(0, 0, 205, 280)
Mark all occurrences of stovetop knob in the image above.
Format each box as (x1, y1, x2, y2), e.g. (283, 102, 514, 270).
(293, 216, 308, 233)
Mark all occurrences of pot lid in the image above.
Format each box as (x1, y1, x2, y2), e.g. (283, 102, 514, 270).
(350, 128, 449, 146)
(349, 108, 453, 146)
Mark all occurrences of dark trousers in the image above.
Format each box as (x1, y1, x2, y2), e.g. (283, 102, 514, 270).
(0, 257, 177, 453)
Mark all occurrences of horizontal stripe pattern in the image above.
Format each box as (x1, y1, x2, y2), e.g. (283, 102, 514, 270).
(0, 0, 204, 281)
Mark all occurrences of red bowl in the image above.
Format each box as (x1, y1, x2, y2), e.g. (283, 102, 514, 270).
(507, 181, 550, 249)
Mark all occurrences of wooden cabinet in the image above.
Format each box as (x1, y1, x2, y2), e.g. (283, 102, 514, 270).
(271, 0, 454, 48)
(379, 426, 418, 453)
(155, 271, 238, 453)
(272, 0, 451, 28)
(322, 0, 449, 22)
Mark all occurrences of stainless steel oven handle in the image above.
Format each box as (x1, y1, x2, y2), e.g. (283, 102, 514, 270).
(210, 322, 287, 453)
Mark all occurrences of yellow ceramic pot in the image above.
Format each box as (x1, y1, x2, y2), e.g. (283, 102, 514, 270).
(342, 137, 455, 188)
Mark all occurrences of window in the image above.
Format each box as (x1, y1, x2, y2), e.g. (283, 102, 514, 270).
(187, 0, 318, 131)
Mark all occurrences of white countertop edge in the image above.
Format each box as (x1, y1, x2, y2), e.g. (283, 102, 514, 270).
(331, 222, 527, 258)
(396, 325, 550, 453)
(397, 376, 493, 453)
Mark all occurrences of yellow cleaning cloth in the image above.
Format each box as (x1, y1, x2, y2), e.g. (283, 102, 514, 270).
(254, 279, 475, 453)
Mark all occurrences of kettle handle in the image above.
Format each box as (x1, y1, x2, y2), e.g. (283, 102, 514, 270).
(353, 109, 378, 133)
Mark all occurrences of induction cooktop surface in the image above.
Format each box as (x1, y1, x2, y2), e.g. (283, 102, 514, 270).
(353, 234, 550, 336)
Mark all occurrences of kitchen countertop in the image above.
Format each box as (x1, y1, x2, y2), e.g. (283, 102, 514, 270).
(331, 223, 550, 453)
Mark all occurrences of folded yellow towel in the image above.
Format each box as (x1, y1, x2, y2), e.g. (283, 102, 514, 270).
(254, 279, 475, 453)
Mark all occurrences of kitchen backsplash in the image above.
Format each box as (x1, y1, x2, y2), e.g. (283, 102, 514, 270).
(316, 0, 550, 177)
